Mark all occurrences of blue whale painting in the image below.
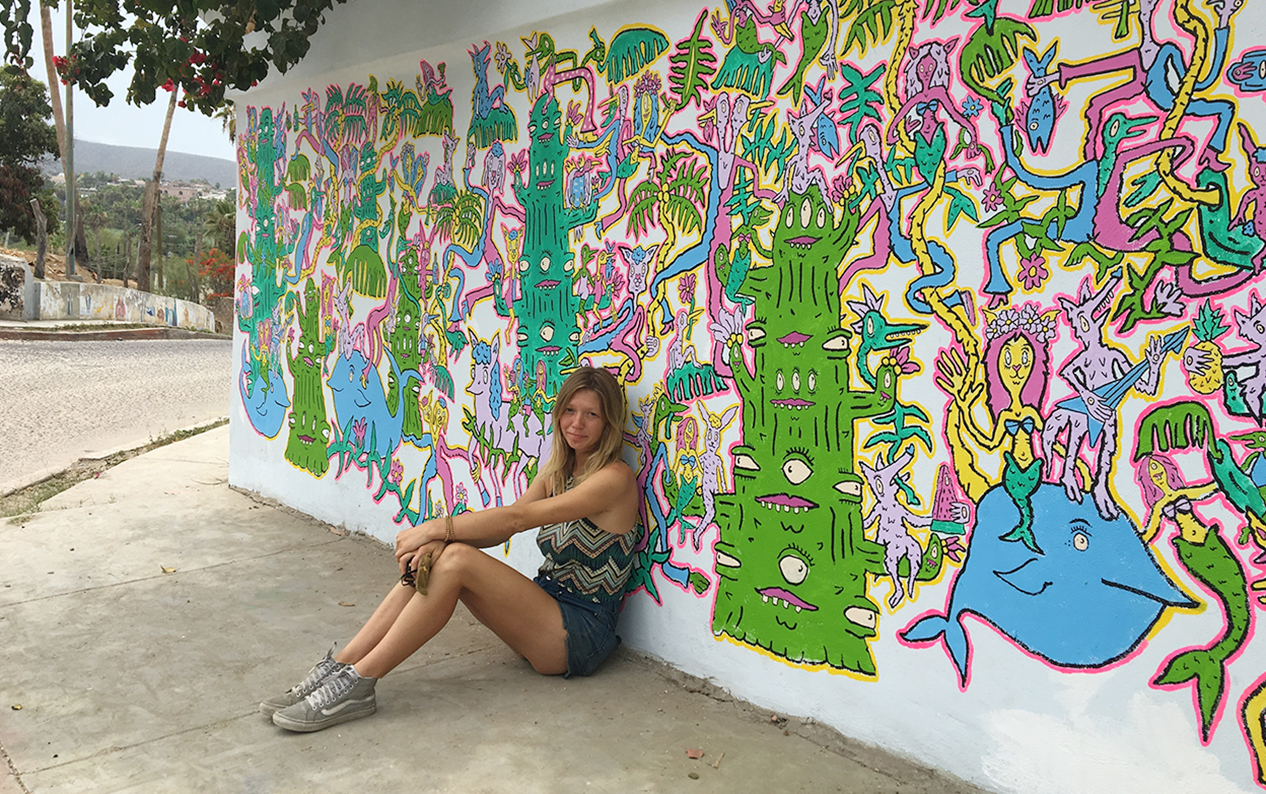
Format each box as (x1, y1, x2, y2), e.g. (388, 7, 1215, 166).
(239, 347, 290, 440)
(901, 482, 1196, 685)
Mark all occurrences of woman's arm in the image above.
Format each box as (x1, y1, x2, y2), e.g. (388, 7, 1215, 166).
(395, 461, 638, 562)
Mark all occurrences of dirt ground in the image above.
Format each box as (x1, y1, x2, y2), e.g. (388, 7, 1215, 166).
(0, 245, 130, 288)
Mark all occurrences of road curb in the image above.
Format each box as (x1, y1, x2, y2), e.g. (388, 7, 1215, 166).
(0, 416, 230, 499)
(0, 327, 230, 342)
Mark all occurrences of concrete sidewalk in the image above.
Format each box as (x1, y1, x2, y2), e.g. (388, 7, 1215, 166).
(0, 427, 984, 794)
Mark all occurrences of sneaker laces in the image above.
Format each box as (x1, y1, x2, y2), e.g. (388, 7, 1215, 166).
(305, 666, 359, 709)
(288, 648, 338, 697)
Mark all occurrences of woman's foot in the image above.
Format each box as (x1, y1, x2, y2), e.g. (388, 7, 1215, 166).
(272, 665, 378, 732)
(258, 646, 347, 717)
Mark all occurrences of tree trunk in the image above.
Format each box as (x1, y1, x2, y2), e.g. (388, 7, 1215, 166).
(39, 2, 67, 175)
(74, 214, 94, 281)
(136, 89, 178, 293)
(29, 198, 47, 279)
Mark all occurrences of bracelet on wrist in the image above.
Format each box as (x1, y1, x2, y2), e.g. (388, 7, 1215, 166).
(444, 513, 454, 543)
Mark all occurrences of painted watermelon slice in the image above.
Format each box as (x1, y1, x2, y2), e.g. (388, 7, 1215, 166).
(930, 464, 969, 536)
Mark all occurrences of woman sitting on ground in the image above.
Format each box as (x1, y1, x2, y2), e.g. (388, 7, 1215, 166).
(261, 366, 642, 732)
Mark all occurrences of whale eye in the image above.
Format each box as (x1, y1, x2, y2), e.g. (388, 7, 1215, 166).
(779, 554, 808, 585)
(1073, 531, 1089, 551)
(1030, 121, 1039, 131)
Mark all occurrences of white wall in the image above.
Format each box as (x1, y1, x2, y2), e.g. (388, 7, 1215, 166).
(229, 0, 1266, 791)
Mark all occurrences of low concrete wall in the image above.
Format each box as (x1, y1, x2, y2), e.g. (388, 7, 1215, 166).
(34, 280, 214, 332)
(0, 254, 33, 320)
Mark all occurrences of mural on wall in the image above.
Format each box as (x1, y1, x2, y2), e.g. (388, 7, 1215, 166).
(236, 0, 1266, 783)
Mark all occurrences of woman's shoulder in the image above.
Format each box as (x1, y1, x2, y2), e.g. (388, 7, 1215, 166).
(596, 458, 637, 490)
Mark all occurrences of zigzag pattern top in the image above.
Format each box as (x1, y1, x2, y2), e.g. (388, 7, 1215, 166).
(536, 511, 638, 603)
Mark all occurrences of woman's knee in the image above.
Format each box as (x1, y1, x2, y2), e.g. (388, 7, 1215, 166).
(434, 541, 481, 575)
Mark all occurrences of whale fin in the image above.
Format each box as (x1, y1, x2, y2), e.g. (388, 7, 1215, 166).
(902, 613, 971, 685)
(1154, 649, 1227, 741)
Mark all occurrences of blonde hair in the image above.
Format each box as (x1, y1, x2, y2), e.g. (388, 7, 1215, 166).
(537, 366, 628, 496)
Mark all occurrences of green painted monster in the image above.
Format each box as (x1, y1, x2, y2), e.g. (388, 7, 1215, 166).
(510, 94, 598, 393)
(386, 252, 425, 444)
(713, 186, 924, 675)
(284, 279, 331, 476)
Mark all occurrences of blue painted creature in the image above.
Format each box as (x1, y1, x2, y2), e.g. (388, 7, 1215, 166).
(328, 349, 405, 464)
(1017, 44, 1064, 154)
(901, 482, 1195, 685)
(239, 347, 290, 440)
(1228, 49, 1266, 93)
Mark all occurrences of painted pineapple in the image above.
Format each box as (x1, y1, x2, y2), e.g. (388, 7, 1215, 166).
(1185, 300, 1229, 394)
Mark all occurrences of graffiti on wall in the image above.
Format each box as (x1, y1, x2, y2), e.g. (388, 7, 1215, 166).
(238, 0, 1266, 782)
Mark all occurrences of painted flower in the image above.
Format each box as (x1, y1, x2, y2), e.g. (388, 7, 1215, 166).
(962, 96, 983, 119)
(507, 149, 528, 176)
(892, 345, 921, 375)
(678, 273, 697, 305)
(1018, 255, 1049, 291)
(634, 70, 661, 97)
(352, 417, 368, 448)
(494, 42, 512, 74)
(830, 174, 849, 206)
(982, 182, 1003, 212)
(389, 459, 404, 485)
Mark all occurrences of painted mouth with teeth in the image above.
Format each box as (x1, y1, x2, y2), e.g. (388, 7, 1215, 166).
(755, 493, 818, 513)
(785, 235, 820, 250)
(538, 345, 561, 355)
(298, 435, 314, 445)
(777, 331, 811, 348)
(537, 279, 560, 289)
(771, 398, 814, 409)
(536, 179, 554, 189)
(757, 586, 818, 613)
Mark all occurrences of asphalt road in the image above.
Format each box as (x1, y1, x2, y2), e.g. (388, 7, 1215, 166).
(0, 337, 233, 494)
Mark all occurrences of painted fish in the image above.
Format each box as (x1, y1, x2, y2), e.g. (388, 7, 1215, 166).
(901, 482, 1196, 685)
(1019, 44, 1063, 154)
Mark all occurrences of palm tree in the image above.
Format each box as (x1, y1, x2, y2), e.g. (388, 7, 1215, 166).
(137, 88, 178, 292)
(204, 197, 236, 255)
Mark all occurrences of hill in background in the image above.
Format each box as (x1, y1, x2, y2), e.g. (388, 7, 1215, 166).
(40, 140, 236, 188)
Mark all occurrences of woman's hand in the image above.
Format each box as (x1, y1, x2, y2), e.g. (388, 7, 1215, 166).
(395, 520, 439, 561)
(398, 539, 448, 580)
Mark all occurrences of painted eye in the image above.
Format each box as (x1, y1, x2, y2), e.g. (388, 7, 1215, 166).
(1073, 532, 1089, 551)
(1004, 349, 1012, 366)
(784, 205, 794, 227)
(1030, 121, 1039, 131)
(782, 458, 811, 484)
(1259, 59, 1265, 78)
(800, 197, 811, 227)
(540, 256, 551, 273)
(403, 314, 411, 324)
(563, 259, 574, 273)
(1258, 323, 1265, 335)
(1080, 316, 1090, 333)
(540, 325, 554, 342)
(1022, 349, 1029, 365)
(883, 371, 892, 388)
(866, 316, 874, 336)
(792, 370, 801, 391)
(779, 554, 808, 585)
(518, 259, 530, 274)
(816, 207, 826, 228)
(807, 371, 817, 391)
(776, 370, 785, 391)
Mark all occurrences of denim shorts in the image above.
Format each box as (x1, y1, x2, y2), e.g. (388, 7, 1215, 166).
(535, 574, 621, 678)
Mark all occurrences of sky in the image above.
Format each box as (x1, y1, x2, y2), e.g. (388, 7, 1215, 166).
(28, 4, 237, 163)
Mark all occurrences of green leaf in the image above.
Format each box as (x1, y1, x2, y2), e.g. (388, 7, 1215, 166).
(666, 10, 717, 111)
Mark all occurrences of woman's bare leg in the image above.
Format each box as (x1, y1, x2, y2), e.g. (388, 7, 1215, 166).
(335, 580, 415, 666)
(352, 543, 568, 679)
